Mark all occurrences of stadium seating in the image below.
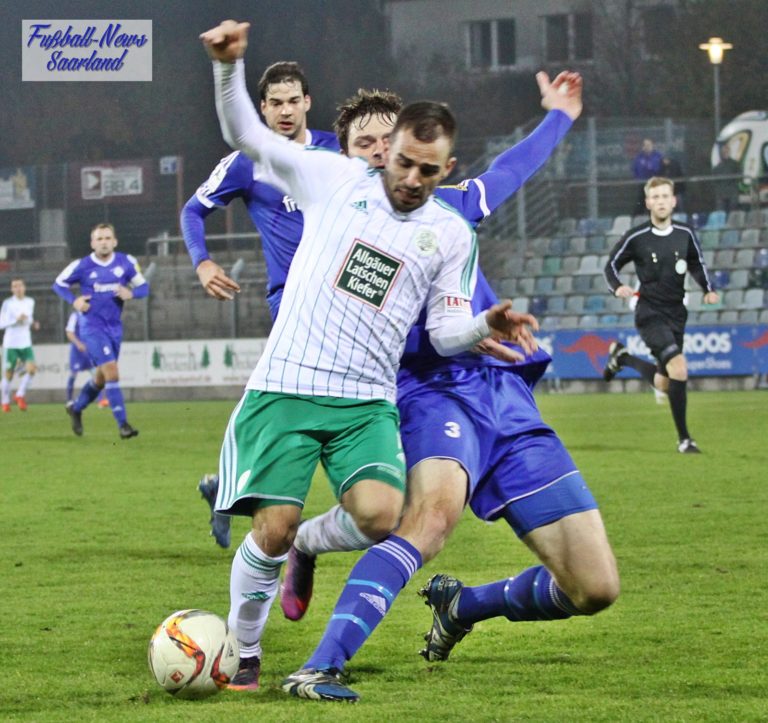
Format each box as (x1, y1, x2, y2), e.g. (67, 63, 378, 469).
(726, 209, 746, 228)
(703, 210, 727, 230)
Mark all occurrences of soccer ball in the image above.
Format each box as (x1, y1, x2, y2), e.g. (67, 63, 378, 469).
(148, 609, 239, 699)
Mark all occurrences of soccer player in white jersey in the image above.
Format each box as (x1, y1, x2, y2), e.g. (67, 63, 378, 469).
(200, 19, 538, 697)
(0, 278, 40, 412)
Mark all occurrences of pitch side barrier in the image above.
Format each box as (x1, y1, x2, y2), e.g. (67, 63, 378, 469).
(538, 325, 768, 379)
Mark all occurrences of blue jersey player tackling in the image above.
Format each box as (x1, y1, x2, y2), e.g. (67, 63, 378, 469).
(53, 223, 148, 439)
(277, 73, 619, 702)
(193, 62, 619, 699)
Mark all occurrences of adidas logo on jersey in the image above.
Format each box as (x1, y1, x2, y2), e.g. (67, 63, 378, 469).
(360, 592, 387, 615)
(350, 200, 368, 213)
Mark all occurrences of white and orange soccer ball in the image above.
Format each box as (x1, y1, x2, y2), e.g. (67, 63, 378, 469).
(148, 609, 239, 699)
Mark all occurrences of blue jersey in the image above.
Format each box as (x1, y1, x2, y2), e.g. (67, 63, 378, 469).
(398, 109, 573, 386)
(53, 252, 149, 336)
(181, 129, 340, 319)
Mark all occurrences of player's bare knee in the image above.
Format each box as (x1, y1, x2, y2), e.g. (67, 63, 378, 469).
(353, 507, 401, 541)
(570, 572, 620, 614)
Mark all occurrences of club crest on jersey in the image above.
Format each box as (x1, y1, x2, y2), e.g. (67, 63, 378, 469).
(334, 240, 403, 310)
(112, 266, 125, 277)
(443, 295, 471, 313)
(413, 229, 438, 256)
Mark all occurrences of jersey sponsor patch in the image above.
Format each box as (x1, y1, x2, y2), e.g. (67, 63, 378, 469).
(334, 240, 403, 310)
(443, 295, 472, 313)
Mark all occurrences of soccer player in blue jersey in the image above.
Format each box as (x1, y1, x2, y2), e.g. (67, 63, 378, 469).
(181, 60, 339, 318)
(53, 223, 148, 439)
(277, 74, 620, 702)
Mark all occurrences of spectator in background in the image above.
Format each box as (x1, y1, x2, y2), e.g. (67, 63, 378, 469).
(632, 138, 663, 214)
(661, 154, 686, 212)
(712, 144, 741, 213)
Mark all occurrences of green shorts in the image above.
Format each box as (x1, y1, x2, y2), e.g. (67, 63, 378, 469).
(217, 390, 406, 516)
(3, 347, 34, 371)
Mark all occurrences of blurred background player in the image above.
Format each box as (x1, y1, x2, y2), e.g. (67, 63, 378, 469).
(181, 61, 338, 539)
(603, 177, 719, 453)
(64, 310, 109, 408)
(0, 278, 39, 412)
(53, 223, 149, 439)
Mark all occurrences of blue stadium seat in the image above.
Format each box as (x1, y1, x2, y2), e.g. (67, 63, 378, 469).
(547, 295, 566, 314)
(757, 248, 768, 268)
(599, 314, 619, 326)
(548, 237, 568, 255)
(586, 235, 606, 253)
(529, 296, 548, 315)
(557, 217, 577, 234)
(535, 276, 555, 294)
(566, 295, 584, 313)
(511, 297, 530, 312)
(703, 210, 727, 230)
(712, 270, 730, 288)
(579, 314, 599, 328)
(735, 249, 754, 268)
(585, 295, 605, 312)
(689, 212, 707, 229)
(720, 229, 740, 247)
(577, 218, 599, 235)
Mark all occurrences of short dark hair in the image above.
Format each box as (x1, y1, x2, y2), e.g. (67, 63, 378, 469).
(334, 88, 403, 153)
(257, 61, 309, 101)
(392, 101, 457, 152)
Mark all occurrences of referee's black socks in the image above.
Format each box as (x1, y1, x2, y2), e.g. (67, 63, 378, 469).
(667, 379, 690, 441)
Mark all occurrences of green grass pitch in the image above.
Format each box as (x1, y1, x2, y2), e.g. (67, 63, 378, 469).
(1, 391, 766, 721)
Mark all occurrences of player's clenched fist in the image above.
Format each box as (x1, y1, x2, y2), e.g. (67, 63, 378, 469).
(200, 20, 251, 63)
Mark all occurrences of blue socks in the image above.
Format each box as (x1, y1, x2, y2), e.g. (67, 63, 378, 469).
(66, 375, 76, 403)
(73, 380, 101, 412)
(305, 535, 422, 671)
(104, 381, 127, 426)
(456, 566, 582, 625)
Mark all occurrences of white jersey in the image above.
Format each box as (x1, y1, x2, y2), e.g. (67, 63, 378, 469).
(216, 61, 481, 403)
(0, 296, 35, 348)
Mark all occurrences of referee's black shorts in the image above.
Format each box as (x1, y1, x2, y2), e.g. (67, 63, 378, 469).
(635, 301, 686, 371)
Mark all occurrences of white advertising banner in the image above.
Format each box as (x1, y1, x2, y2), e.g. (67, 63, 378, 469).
(29, 338, 268, 390)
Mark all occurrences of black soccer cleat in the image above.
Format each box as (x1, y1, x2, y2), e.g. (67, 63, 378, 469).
(418, 574, 473, 662)
(66, 401, 83, 436)
(677, 438, 701, 454)
(119, 422, 139, 439)
(602, 341, 628, 382)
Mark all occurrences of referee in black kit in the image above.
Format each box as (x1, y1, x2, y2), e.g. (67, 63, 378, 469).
(602, 176, 720, 454)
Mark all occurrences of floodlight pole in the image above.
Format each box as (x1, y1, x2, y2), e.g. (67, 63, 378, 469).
(698, 37, 733, 137)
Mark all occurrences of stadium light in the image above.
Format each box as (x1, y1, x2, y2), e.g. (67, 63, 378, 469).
(699, 37, 733, 136)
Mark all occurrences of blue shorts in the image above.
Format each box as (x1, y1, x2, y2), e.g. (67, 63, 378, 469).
(81, 328, 121, 367)
(69, 345, 94, 373)
(397, 366, 598, 534)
